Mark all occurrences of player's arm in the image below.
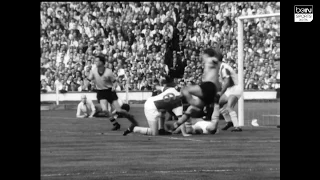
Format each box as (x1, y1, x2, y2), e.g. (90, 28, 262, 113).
(76, 104, 87, 118)
(109, 70, 117, 91)
(88, 100, 96, 118)
(180, 123, 192, 136)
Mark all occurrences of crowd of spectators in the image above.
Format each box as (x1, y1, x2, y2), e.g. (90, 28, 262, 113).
(40, 2, 280, 93)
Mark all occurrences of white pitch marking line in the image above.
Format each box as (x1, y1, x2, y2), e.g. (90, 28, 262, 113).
(41, 168, 280, 177)
(164, 137, 205, 142)
(140, 135, 205, 142)
(40, 129, 119, 136)
(41, 116, 82, 120)
(147, 135, 280, 143)
(249, 125, 279, 128)
(41, 116, 108, 120)
(262, 115, 280, 117)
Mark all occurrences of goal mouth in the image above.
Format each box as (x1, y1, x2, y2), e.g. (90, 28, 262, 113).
(237, 13, 280, 127)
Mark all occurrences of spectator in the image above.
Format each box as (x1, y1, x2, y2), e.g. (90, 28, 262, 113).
(41, 2, 280, 93)
(141, 79, 152, 91)
(68, 81, 77, 92)
(41, 81, 52, 93)
(83, 77, 91, 91)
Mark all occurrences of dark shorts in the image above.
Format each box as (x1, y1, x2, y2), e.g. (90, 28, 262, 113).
(97, 89, 118, 104)
(199, 82, 217, 105)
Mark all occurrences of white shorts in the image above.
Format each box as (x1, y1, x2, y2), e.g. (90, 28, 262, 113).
(192, 121, 213, 134)
(144, 99, 183, 122)
(144, 100, 160, 123)
(225, 85, 243, 98)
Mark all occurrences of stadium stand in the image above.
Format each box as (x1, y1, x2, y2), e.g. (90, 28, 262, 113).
(40, 2, 280, 93)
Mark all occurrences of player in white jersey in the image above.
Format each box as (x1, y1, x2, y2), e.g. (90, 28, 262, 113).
(172, 48, 221, 133)
(123, 79, 183, 136)
(184, 119, 218, 135)
(168, 114, 219, 136)
(89, 56, 138, 131)
(214, 60, 243, 132)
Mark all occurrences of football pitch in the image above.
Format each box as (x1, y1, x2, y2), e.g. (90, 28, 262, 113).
(41, 102, 280, 180)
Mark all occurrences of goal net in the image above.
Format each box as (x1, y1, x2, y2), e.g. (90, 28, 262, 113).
(237, 13, 280, 127)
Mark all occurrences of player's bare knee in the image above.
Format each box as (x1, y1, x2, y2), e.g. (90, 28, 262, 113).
(100, 104, 108, 112)
(101, 108, 108, 112)
(228, 96, 238, 108)
(181, 87, 190, 97)
(185, 106, 200, 115)
(181, 87, 187, 93)
(190, 99, 200, 107)
(225, 106, 233, 113)
(115, 107, 123, 113)
(219, 96, 228, 108)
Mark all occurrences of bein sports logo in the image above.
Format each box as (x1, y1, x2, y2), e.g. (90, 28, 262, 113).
(294, 5, 313, 22)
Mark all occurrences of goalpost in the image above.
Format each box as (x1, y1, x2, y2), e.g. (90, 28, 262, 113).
(237, 13, 280, 126)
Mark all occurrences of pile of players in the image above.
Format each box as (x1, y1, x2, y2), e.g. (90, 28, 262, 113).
(77, 48, 242, 136)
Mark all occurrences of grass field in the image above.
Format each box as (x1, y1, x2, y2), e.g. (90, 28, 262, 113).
(41, 102, 280, 180)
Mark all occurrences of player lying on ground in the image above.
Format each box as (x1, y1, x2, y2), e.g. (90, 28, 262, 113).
(172, 48, 221, 131)
(169, 119, 218, 135)
(215, 58, 243, 132)
(166, 104, 219, 136)
(185, 118, 218, 135)
(89, 55, 138, 131)
(76, 95, 130, 120)
(123, 78, 182, 136)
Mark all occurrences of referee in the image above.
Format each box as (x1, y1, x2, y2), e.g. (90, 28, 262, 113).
(88, 56, 138, 131)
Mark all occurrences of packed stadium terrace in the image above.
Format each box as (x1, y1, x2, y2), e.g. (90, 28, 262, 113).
(40, 2, 280, 93)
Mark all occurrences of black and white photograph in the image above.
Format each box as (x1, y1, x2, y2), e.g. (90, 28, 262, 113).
(41, 2, 280, 179)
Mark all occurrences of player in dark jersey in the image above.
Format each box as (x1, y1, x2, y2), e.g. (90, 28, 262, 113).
(89, 56, 138, 131)
(172, 49, 221, 132)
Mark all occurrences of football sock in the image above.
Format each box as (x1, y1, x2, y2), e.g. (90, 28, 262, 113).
(229, 111, 239, 127)
(109, 117, 119, 126)
(133, 127, 153, 135)
(211, 104, 220, 124)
